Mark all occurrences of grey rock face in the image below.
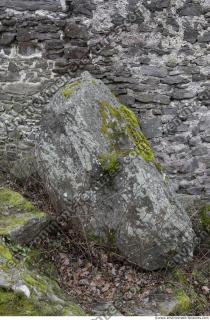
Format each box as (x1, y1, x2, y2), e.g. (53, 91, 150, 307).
(36, 72, 195, 271)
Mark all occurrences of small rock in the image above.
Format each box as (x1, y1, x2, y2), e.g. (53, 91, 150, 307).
(202, 286, 210, 295)
(12, 284, 31, 298)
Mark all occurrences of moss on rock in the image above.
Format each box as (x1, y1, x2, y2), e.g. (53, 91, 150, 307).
(0, 243, 13, 261)
(0, 188, 36, 212)
(98, 100, 155, 173)
(63, 81, 81, 98)
(0, 289, 35, 316)
(0, 188, 48, 241)
(0, 287, 85, 316)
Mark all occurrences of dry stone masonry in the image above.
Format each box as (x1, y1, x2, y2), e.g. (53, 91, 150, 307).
(0, 0, 210, 199)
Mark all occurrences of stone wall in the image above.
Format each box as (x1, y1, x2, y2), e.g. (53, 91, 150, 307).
(0, 0, 210, 198)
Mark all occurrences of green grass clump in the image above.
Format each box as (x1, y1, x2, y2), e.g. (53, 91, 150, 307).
(173, 269, 188, 285)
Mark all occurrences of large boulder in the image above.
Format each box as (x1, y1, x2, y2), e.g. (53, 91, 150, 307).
(36, 72, 195, 271)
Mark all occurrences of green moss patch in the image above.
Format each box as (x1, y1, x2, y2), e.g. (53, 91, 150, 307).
(0, 288, 81, 316)
(174, 290, 191, 314)
(0, 188, 44, 216)
(98, 100, 155, 173)
(0, 289, 36, 316)
(0, 243, 13, 261)
(0, 188, 45, 236)
(22, 273, 47, 293)
(0, 188, 34, 211)
(0, 289, 53, 316)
